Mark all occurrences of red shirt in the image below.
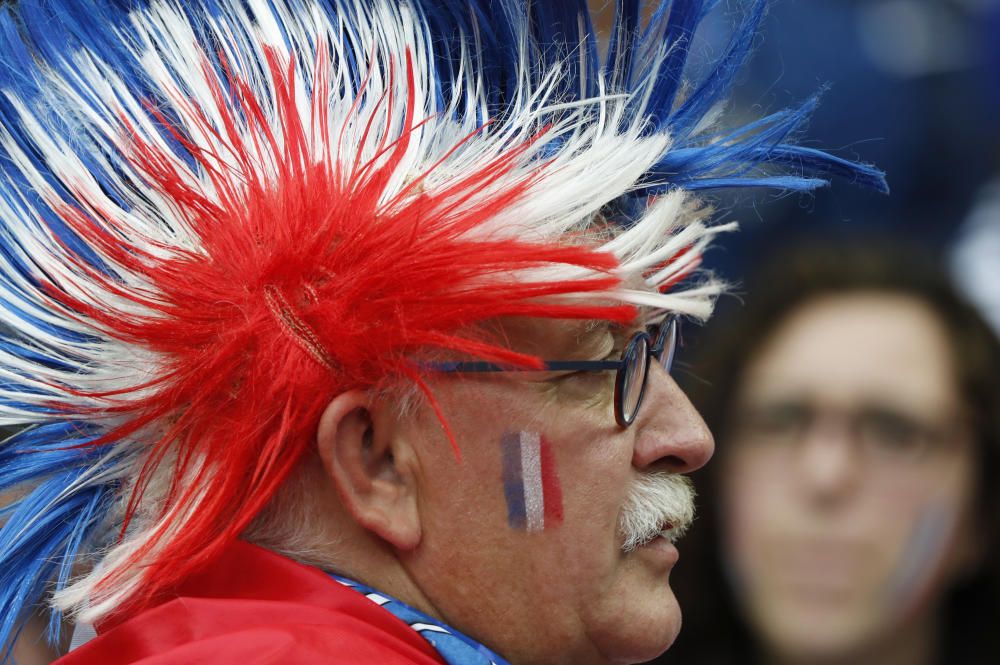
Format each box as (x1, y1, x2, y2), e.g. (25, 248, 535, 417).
(56, 541, 447, 665)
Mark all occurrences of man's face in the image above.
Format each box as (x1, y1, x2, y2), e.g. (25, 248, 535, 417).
(398, 317, 714, 665)
(719, 293, 981, 661)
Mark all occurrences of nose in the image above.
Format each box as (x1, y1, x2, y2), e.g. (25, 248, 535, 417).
(794, 417, 860, 504)
(631, 363, 714, 472)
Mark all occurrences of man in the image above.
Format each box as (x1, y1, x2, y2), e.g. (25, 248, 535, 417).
(0, 1, 884, 663)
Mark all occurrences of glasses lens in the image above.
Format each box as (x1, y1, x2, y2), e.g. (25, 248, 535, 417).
(656, 317, 678, 372)
(621, 335, 650, 423)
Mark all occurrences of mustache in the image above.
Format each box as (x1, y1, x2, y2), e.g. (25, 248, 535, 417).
(618, 472, 696, 553)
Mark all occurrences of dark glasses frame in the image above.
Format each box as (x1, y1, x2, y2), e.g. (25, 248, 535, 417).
(426, 315, 679, 427)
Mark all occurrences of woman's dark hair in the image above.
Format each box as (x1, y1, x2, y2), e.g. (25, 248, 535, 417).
(659, 236, 1000, 665)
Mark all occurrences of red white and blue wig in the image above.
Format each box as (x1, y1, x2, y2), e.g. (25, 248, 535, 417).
(0, 0, 886, 653)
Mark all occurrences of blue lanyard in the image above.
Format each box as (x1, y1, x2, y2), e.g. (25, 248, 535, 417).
(331, 575, 511, 665)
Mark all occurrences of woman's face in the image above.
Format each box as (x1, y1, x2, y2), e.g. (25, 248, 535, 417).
(719, 292, 982, 661)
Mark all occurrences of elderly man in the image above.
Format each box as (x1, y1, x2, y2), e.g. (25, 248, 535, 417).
(0, 1, 883, 663)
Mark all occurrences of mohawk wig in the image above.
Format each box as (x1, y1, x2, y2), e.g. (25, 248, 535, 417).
(0, 0, 886, 650)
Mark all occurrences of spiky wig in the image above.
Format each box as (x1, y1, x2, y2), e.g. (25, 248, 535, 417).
(0, 0, 885, 651)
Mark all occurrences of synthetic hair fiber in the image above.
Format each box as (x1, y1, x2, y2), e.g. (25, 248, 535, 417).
(0, 0, 886, 650)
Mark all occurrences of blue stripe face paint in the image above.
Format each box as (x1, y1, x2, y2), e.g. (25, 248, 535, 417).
(501, 431, 526, 530)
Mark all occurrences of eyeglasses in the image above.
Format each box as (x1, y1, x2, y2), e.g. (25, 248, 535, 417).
(426, 315, 679, 428)
(732, 401, 962, 465)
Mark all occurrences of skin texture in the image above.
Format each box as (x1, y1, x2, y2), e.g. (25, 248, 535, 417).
(316, 317, 714, 665)
(719, 293, 982, 665)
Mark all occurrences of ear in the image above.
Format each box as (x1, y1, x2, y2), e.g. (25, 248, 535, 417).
(316, 390, 422, 551)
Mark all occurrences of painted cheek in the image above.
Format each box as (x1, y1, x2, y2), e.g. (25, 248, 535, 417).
(881, 498, 962, 614)
(501, 431, 564, 532)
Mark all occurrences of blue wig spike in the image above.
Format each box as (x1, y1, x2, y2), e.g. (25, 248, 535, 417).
(0, 25, 112, 272)
(415, 2, 486, 114)
(0, 9, 35, 90)
(15, 0, 134, 107)
(0, 340, 77, 374)
(0, 424, 116, 661)
(0, 289, 98, 346)
(667, 0, 767, 138)
(0, 190, 111, 321)
(0, 480, 112, 663)
(641, 81, 887, 198)
(530, 0, 600, 100)
(605, 0, 641, 89)
(13, 0, 201, 176)
(404, 0, 887, 205)
(15, 0, 145, 76)
(0, 424, 108, 487)
(683, 175, 828, 190)
(753, 145, 891, 193)
(632, 0, 706, 123)
(643, 97, 821, 190)
(420, 1, 528, 116)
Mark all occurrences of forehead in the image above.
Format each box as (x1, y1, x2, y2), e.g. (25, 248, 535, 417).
(738, 292, 960, 414)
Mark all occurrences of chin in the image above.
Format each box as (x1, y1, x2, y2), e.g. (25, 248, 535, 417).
(758, 609, 878, 663)
(591, 585, 683, 664)
(638, 596, 683, 661)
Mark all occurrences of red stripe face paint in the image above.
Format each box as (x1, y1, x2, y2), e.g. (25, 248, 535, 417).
(501, 431, 564, 532)
(538, 435, 564, 526)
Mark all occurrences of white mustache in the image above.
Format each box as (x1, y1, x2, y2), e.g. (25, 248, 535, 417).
(618, 472, 696, 553)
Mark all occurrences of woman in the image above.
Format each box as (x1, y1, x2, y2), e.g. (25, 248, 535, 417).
(664, 239, 1000, 665)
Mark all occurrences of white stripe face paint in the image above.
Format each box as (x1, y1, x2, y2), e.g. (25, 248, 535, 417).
(520, 431, 545, 532)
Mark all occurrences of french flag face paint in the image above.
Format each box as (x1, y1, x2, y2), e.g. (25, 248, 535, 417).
(883, 499, 958, 612)
(501, 431, 564, 532)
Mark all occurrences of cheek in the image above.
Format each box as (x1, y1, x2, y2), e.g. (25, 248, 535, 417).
(560, 428, 635, 540)
(879, 499, 963, 610)
(869, 464, 980, 612)
(718, 450, 782, 562)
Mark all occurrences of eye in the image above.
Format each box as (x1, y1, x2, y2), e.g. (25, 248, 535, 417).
(735, 402, 811, 442)
(550, 349, 619, 405)
(857, 408, 931, 458)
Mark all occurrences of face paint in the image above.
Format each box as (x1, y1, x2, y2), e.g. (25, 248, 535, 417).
(882, 498, 959, 613)
(501, 431, 563, 531)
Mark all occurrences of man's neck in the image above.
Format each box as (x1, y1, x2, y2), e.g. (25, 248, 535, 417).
(330, 535, 447, 626)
